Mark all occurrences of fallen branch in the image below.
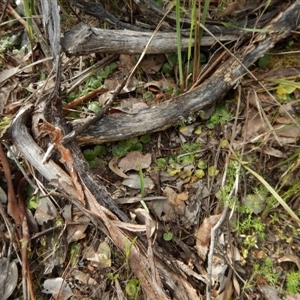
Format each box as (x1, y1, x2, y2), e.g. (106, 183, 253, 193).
(73, 2, 300, 145)
(61, 22, 241, 55)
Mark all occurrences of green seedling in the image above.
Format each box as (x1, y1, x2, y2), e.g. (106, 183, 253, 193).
(125, 278, 140, 299)
(0, 35, 22, 54)
(195, 169, 205, 179)
(119, 140, 133, 151)
(140, 134, 150, 144)
(88, 102, 101, 113)
(286, 270, 300, 294)
(23, 0, 35, 57)
(162, 62, 173, 74)
(69, 242, 80, 267)
(163, 232, 174, 241)
(112, 145, 127, 157)
(197, 160, 207, 169)
(107, 273, 119, 281)
(26, 185, 39, 209)
(94, 145, 106, 157)
(208, 166, 219, 177)
(257, 54, 270, 69)
(83, 149, 97, 161)
(0, 116, 12, 138)
(177, 154, 194, 165)
(156, 158, 167, 168)
(253, 257, 279, 286)
(124, 236, 138, 271)
(143, 91, 155, 102)
(206, 104, 233, 129)
(130, 142, 143, 152)
(83, 146, 107, 168)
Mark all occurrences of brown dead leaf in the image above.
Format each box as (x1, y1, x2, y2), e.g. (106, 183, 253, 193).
(278, 253, 300, 269)
(109, 156, 129, 178)
(66, 214, 90, 243)
(140, 54, 165, 74)
(163, 186, 188, 206)
(262, 147, 285, 158)
(274, 124, 300, 138)
(194, 214, 222, 260)
(118, 151, 151, 172)
(242, 113, 268, 140)
(122, 174, 154, 190)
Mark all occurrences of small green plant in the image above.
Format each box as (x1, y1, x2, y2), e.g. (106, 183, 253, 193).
(206, 104, 233, 129)
(26, 185, 39, 209)
(83, 145, 107, 168)
(253, 257, 279, 286)
(125, 278, 141, 299)
(66, 62, 117, 102)
(0, 35, 22, 54)
(69, 242, 80, 266)
(163, 232, 174, 241)
(257, 54, 270, 69)
(286, 270, 300, 294)
(124, 236, 138, 272)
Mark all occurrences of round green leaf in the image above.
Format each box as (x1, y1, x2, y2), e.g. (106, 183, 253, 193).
(156, 158, 166, 168)
(94, 145, 106, 157)
(140, 134, 150, 143)
(83, 149, 97, 161)
(112, 145, 127, 157)
(88, 102, 101, 113)
(163, 232, 173, 241)
(125, 279, 139, 297)
(130, 142, 143, 152)
(162, 62, 173, 74)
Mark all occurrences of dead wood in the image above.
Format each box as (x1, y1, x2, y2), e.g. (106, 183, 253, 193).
(73, 1, 300, 145)
(61, 22, 242, 55)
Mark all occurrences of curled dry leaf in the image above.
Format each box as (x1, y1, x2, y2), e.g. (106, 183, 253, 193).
(211, 255, 228, 294)
(163, 186, 188, 206)
(67, 214, 90, 243)
(84, 240, 111, 268)
(109, 156, 129, 178)
(118, 151, 152, 172)
(0, 257, 18, 300)
(149, 186, 188, 222)
(34, 197, 58, 225)
(278, 253, 300, 269)
(122, 174, 154, 190)
(43, 278, 73, 300)
(194, 214, 222, 260)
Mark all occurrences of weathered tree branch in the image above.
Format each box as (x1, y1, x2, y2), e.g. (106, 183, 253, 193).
(72, 1, 300, 145)
(61, 22, 242, 55)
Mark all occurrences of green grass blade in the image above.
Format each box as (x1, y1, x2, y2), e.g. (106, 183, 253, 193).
(243, 164, 300, 226)
(175, 0, 184, 89)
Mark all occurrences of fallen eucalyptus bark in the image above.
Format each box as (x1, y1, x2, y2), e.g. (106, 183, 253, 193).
(73, 1, 300, 145)
(61, 22, 242, 55)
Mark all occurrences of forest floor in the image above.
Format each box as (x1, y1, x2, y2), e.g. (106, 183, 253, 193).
(1, 1, 300, 299)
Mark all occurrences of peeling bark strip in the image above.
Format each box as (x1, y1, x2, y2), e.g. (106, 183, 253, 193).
(73, 1, 300, 145)
(61, 23, 241, 55)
